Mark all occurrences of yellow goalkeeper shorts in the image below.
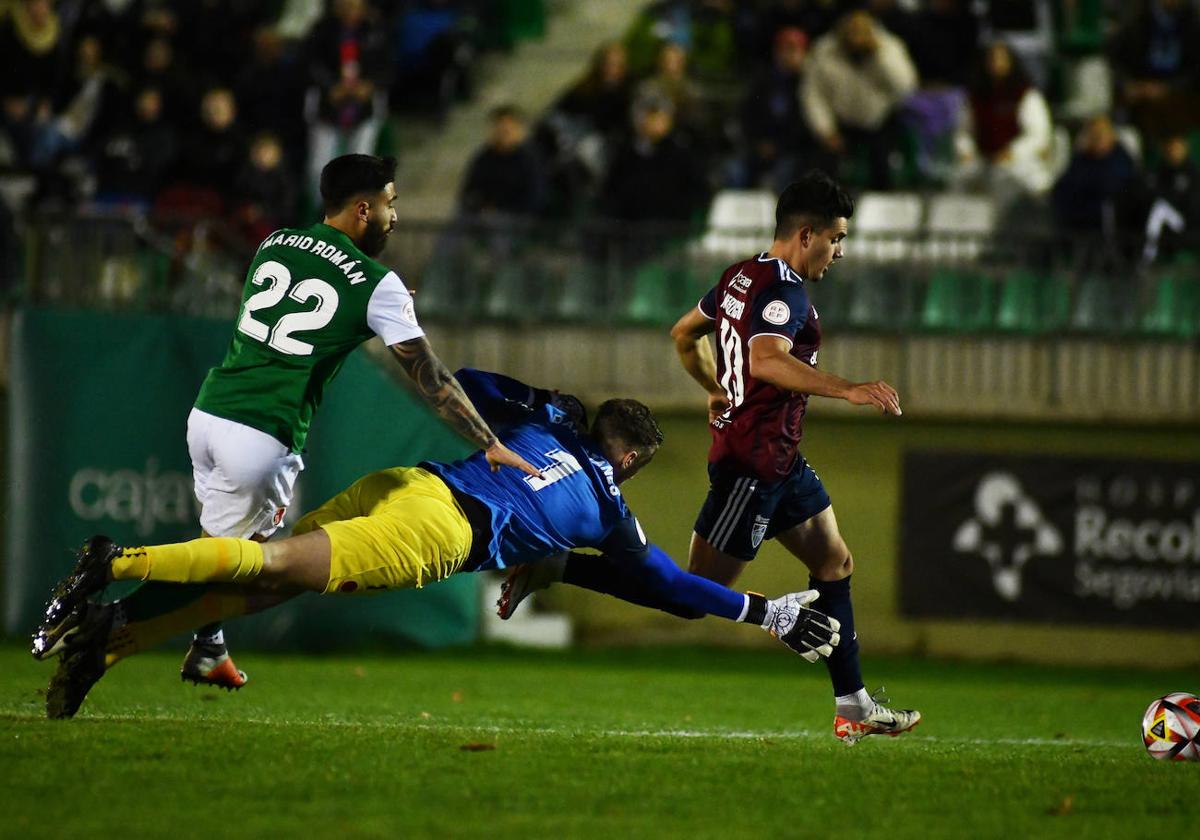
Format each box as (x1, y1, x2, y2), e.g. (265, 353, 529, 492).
(291, 466, 474, 594)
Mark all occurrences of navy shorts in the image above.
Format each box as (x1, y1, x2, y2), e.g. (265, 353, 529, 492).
(693, 458, 832, 562)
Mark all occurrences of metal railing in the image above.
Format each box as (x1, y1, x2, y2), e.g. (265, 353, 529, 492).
(17, 212, 1200, 338)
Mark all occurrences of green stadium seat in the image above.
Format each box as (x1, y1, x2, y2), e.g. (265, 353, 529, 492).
(845, 269, 913, 331)
(996, 270, 1070, 334)
(553, 262, 604, 322)
(482, 263, 530, 321)
(624, 262, 677, 326)
(1141, 272, 1200, 339)
(920, 269, 994, 333)
(996, 270, 1039, 333)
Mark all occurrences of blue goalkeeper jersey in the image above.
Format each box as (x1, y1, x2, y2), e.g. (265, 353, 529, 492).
(421, 372, 635, 571)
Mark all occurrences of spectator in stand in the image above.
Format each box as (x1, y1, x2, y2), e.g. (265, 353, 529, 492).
(234, 132, 297, 244)
(390, 0, 472, 117)
(0, 0, 68, 105)
(1139, 133, 1200, 260)
(1052, 114, 1138, 235)
(899, 0, 977, 88)
(556, 41, 633, 142)
(39, 35, 126, 168)
(602, 93, 707, 225)
(802, 10, 917, 189)
(304, 0, 393, 205)
(625, 0, 737, 82)
(636, 41, 705, 140)
(751, 0, 837, 60)
(736, 26, 814, 192)
(235, 27, 307, 172)
(137, 37, 194, 125)
(179, 87, 245, 204)
(1110, 0, 1200, 143)
(459, 105, 545, 220)
(955, 41, 1054, 204)
(94, 86, 179, 208)
(173, 0, 276, 88)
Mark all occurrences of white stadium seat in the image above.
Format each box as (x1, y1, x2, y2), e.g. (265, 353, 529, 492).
(924, 194, 997, 261)
(698, 189, 777, 258)
(854, 192, 923, 261)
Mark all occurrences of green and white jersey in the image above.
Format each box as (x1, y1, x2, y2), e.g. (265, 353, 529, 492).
(195, 222, 423, 452)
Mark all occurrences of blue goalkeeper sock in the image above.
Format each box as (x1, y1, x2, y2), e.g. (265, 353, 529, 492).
(808, 575, 864, 697)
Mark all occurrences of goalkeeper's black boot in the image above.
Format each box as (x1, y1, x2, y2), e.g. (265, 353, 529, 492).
(33, 535, 120, 660)
(46, 601, 114, 719)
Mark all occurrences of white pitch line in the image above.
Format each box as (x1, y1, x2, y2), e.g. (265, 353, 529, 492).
(7, 712, 1132, 750)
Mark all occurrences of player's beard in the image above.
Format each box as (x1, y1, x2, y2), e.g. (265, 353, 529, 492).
(360, 217, 392, 257)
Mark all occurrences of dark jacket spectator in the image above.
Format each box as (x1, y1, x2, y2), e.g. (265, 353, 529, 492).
(459, 107, 546, 218)
(603, 96, 707, 224)
(738, 27, 813, 190)
(556, 41, 633, 141)
(1110, 0, 1200, 140)
(178, 87, 245, 201)
(136, 37, 196, 126)
(1052, 116, 1138, 233)
(95, 86, 179, 204)
(235, 28, 307, 166)
(234, 132, 297, 243)
(904, 0, 978, 87)
(306, 0, 393, 128)
(636, 41, 705, 138)
(0, 0, 68, 101)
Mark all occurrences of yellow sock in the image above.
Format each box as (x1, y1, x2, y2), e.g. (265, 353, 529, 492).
(106, 587, 252, 667)
(110, 538, 264, 584)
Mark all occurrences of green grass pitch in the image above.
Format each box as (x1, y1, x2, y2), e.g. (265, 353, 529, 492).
(1, 644, 1196, 838)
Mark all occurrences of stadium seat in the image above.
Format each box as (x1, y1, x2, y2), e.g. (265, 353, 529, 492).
(920, 268, 995, 332)
(995, 270, 1071, 334)
(853, 192, 922, 262)
(1140, 271, 1200, 339)
(995, 270, 1039, 333)
(553, 261, 604, 322)
(698, 189, 776, 258)
(843, 267, 915, 331)
(624, 262, 678, 326)
(924, 194, 996, 262)
(482, 263, 530, 321)
(1071, 274, 1137, 334)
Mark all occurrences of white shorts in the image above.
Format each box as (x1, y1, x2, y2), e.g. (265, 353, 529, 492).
(186, 408, 305, 539)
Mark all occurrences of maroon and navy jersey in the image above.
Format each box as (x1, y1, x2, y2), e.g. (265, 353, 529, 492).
(698, 253, 821, 481)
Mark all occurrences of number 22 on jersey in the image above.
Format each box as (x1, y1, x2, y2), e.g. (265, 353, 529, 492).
(237, 259, 340, 356)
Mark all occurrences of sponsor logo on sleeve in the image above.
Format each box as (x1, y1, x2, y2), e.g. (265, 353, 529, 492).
(762, 300, 791, 325)
(401, 299, 418, 325)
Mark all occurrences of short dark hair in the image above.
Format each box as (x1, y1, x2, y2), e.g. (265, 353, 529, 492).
(320, 154, 397, 213)
(592, 399, 664, 455)
(774, 170, 854, 240)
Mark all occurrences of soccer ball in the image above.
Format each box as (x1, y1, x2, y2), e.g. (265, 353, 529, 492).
(1142, 693, 1200, 761)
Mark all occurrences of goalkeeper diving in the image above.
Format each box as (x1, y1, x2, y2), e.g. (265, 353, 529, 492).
(33, 370, 840, 718)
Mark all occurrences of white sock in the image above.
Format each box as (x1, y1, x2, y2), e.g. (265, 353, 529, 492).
(835, 688, 872, 720)
(194, 628, 225, 646)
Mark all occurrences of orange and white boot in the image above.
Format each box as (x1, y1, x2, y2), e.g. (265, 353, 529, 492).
(181, 643, 248, 690)
(834, 689, 920, 744)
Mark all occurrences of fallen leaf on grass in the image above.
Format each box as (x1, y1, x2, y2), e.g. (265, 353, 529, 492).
(459, 743, 496, 752)
(451, 691, 463, 703)
(1047, 795, 1074, 816)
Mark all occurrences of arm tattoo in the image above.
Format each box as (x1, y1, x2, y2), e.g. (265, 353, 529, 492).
(390, 338, 498, 450)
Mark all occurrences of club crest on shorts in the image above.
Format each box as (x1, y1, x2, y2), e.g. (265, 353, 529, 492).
(751, 515, 770, 548)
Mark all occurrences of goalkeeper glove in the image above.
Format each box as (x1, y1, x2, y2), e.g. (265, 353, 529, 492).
(746, 590, 841, 663)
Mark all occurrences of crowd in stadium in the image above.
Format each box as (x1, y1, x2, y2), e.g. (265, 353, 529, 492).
(3, 0, 1200, 253)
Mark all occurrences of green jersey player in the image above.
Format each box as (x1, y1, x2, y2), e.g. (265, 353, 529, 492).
(104, 155, 539, 688)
